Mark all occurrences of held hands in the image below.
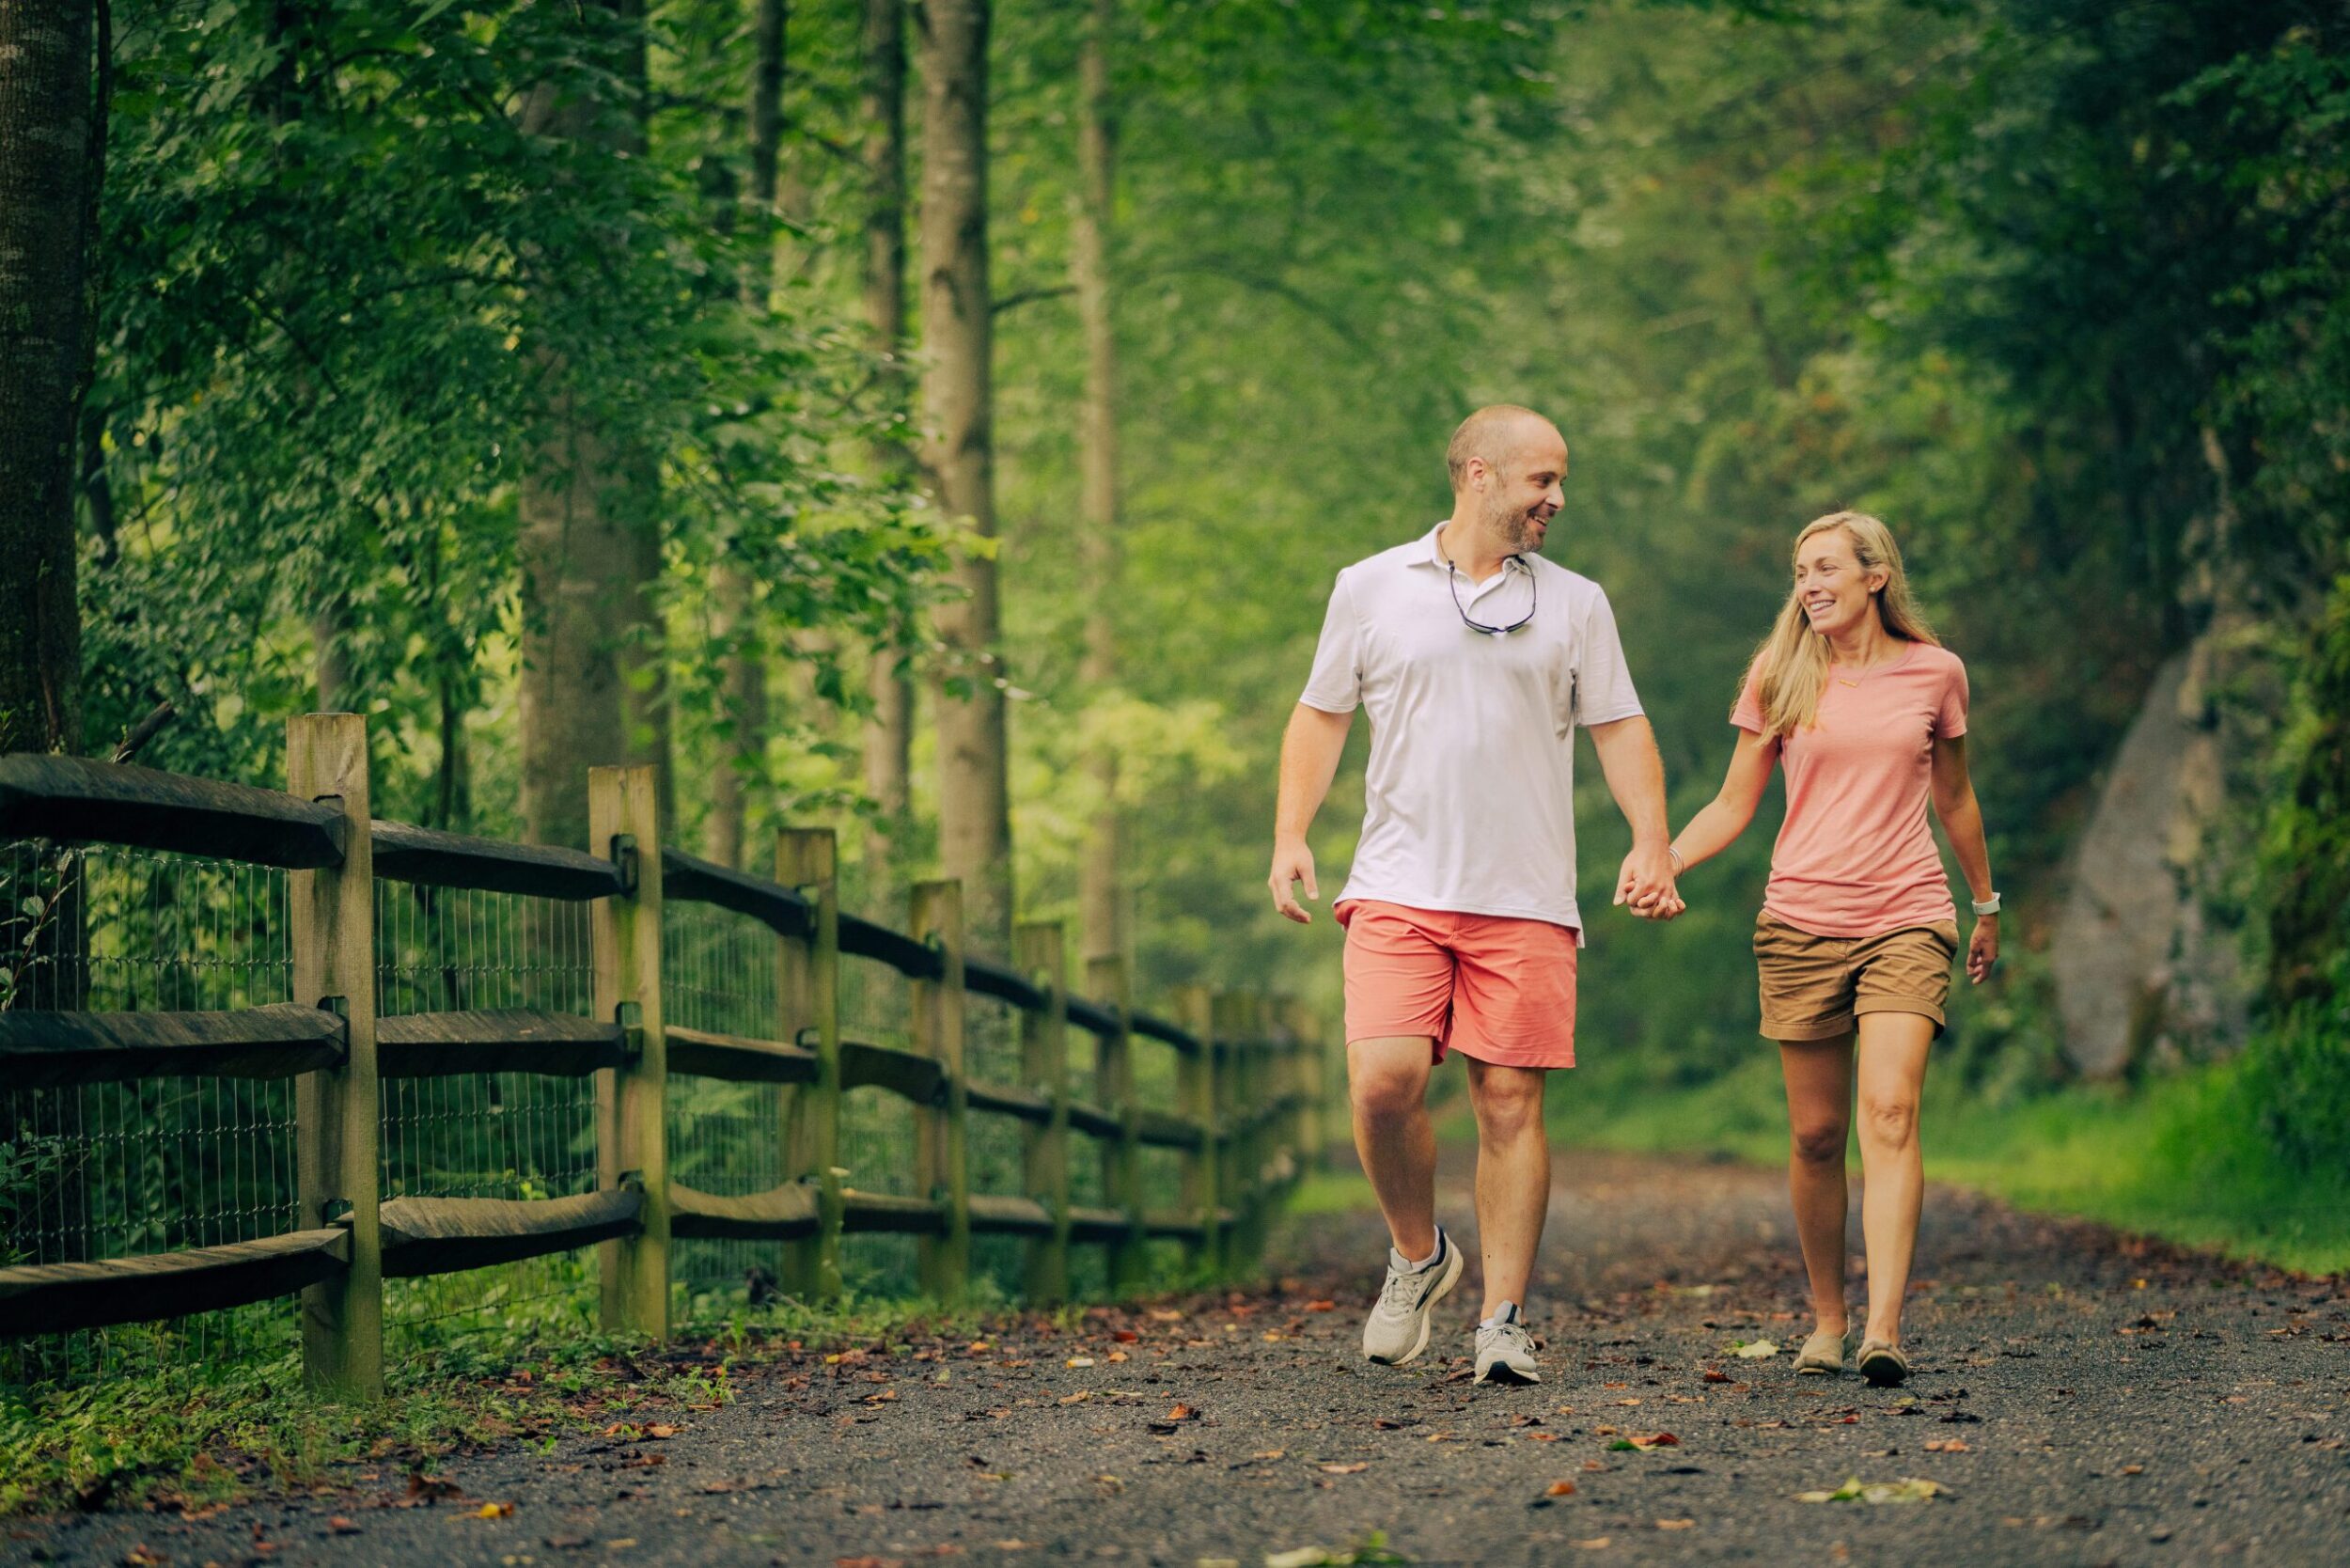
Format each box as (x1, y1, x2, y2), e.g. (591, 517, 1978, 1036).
(1614, 842, 1684, 921)
(1966, 915, 1999, 982)
(1269, 838, 1320, 924)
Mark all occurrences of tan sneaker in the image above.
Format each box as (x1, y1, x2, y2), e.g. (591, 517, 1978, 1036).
(1856, 1339, 1912, 1387)
(1361, 1230, 1463, 1366)
(1794, 1325, 1858, 1375)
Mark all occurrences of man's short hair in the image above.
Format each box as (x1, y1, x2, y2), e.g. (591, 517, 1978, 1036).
(1446, 404, 1553, 493)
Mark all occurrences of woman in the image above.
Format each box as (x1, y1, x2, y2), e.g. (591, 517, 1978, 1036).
(1665, 511, 1998, 1388)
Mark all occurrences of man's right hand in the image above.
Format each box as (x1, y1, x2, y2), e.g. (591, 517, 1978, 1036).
(1269, 838, 1320, 924)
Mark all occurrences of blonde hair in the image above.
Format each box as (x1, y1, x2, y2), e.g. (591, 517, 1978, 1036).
(1739, 510, 1939, 737)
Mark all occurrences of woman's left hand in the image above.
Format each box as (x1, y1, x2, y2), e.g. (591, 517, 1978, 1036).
(1966, 916, 1999, 983)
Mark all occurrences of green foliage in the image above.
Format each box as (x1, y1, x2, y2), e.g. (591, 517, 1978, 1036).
(84, 0, 937, 831)
(2261, 575, 2350, 1006)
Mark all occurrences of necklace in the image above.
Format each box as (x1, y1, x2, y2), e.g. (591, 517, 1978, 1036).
(1832, 639, 1908, 687)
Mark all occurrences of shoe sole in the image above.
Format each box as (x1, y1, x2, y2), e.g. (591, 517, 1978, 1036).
(1858, 1351, 1909, 1387)
(1366, 1241, 1465, 1367)
(1474, 1360, 1542, 1386)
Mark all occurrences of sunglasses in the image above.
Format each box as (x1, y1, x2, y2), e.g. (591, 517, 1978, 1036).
(1446, 557, 1537, 636)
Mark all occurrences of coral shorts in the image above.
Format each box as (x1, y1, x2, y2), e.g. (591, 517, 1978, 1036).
(1337, 900, 1579, 1069)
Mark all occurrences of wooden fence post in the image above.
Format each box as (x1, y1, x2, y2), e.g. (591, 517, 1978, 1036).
(591, 765, 667, 1340)
(1014, 920, 1069, 1304)
(911, 880, 969, 1301)
(1176, 983, 1218, 1278)
(1209, 990, 1242, 1273)
(779, 827, 843, 1301)
(1088, 954, 1145, 1294)
(290, 713, 383, 1401)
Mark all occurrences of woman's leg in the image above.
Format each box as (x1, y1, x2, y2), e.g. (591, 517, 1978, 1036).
(1853, 1011, 1935, 1345)
(1778, 1036, 1856, 1336)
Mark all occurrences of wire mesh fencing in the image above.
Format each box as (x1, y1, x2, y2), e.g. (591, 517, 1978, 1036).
(0, 840, 298, 1385)
(664, 899, 789, 1320)
(374, 882, 600, 1352)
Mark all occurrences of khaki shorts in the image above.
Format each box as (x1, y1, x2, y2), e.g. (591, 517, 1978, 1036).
(1754, 913, 1958, 1041)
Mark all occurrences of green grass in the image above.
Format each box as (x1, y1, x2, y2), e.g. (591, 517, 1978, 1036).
(0, 1293, 994, 1517)
(1547, 1052, 2350, 1278)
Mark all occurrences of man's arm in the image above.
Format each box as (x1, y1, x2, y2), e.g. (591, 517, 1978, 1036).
(1587, 714, 1678, 917)
(1270, 702, 1353, 923)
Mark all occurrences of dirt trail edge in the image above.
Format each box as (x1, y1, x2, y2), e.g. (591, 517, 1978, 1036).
(10, 1150, 2347, 1567)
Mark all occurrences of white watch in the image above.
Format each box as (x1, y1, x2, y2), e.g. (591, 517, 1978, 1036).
(1971, 892, 2002, 916)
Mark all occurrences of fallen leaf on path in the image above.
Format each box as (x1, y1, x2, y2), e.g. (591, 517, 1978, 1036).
(1701, 1368, 1731, 1384)
(1733, 1340, 1780, 1358)
(1525, 1433, 1561, 1442)
(1112, 1330, 1139, 1342)
(1148, 1309, 1183, 1322)
(2120, 1465, 2144, 1475)
(1794, 1477, 1944, 1505)
(1572, 1539, 1611, 1550)
(1305, 1300, 1336, 1311)
(475, 1502, 514, 1519)
(1923, 1440, 1969, 1453)
(1545, 1481, 1577, 1497)
(1608, 1433, 1680, 1451)
(1167, 1403, 1199, 1421)
(646, 1423, 680, 1438)
(125, 1546, 164, 1567)
(1065, 1356, 1095, 1369)
(1319, 1463, 1368, 1475)
(1655, 1519, 1694, 1529)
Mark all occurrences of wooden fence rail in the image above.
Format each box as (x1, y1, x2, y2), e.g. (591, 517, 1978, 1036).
(0, 717, 1333, 1401)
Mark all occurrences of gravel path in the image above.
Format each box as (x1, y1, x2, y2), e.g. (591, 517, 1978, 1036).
(10, 1148, 2348, 1567)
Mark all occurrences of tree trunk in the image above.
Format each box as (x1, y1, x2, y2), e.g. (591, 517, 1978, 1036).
(516, 1, 666, 852)
(916, 0, 1011, 949)
(859, 0, 915, 905)
(0, 0, 99, 758)
(704, 0, 788, 870)
(1073, 0, 1121, 964)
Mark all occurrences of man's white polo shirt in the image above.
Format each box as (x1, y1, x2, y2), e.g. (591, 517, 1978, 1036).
(1299, 521, 1643, 933)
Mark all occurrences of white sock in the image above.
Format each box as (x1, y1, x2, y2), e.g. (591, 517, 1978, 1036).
(1389, 1227, 1445, 1273)
(1481, 1300, 1522, 1328)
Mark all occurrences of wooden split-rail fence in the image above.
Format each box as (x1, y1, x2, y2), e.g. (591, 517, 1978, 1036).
(0, 713, 1331, 1399)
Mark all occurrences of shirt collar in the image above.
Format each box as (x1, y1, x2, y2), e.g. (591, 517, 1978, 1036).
(1418, 520, 1532, 578)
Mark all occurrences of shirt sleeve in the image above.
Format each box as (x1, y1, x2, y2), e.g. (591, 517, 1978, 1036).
(1573, 585, 1644, 728)
(1936, 651, 1970, 739)
(1731, 666, 1765, 733)
(1298, 573, 1363, 713)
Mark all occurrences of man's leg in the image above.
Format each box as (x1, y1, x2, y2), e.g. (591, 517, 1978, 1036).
(1462, 1057, 1548, 1316)
(1778, 1035, 1856, 1339)
(1348, 1035, 1437, 1260)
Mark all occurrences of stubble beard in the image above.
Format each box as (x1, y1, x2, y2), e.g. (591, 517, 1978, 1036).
(1484, 490, 1546, 556)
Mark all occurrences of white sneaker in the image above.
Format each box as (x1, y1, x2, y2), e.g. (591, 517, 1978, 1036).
(1474, 1301, 1541, 1384)
(1361, 1229, 1463, 1366)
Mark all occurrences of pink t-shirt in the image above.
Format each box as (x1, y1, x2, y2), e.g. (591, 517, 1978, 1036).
(1731, 641, 1968, 937)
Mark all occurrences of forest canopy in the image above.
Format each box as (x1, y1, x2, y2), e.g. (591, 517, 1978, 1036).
(4, 0, 2344, 1106)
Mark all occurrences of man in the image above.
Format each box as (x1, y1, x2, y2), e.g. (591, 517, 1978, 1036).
(1268, 404, 1676, 1384)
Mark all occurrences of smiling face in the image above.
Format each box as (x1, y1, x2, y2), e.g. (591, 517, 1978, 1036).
(1469, 421, 1569, 556)
(1793, 525, 1890, 641)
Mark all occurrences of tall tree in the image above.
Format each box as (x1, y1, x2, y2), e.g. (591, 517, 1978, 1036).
(859, 0, 915, 900)
(1072, 0, 1121, 964)
(0, 0, 101, 756)
(516, 0, 668, 852)
(916, 0, 1011, 946)
(705, 0, 788, 870)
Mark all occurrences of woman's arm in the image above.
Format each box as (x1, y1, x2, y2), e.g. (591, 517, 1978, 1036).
(1668, 728, 1780, 877)
(1930, 732, 1999, 983)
